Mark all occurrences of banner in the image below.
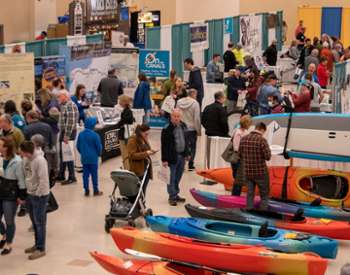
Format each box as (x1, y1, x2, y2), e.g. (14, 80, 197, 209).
(0, 53, 35, 107)
(190, 22, 209, 52)
(60, 43, 111, 97)
(240, 14, 262, 54)
(67, 35, 86, 47)
(224, 17, 233, 50)
(41, 56, 66, 89)
(110, 48, 139, 98)
(139, 49, 170, 78)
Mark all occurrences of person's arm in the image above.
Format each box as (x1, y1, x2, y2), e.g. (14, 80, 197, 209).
(15, 160, 26, 191)
(161, 129, 168, 163)
(207, 63, 215, 81)
(201, 108, 208, 129)
(35, 158, 49, 195)
(127, 138, 149, 160)
(96, 134, 103, 156)
(190, 71, 202, 90)
(194, 102, 202, 136)
(220, 107, 229, 136)
(119, 82, 124, 95)
(261, 138, 272, 161)
(76, 134, 82, 154)
(64, 105, 77, 139)
(97, 81, 102, 93)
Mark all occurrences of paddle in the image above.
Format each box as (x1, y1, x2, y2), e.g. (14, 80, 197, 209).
(125, 249, 241, 275)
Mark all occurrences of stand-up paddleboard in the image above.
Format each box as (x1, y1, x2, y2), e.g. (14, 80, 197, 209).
(251, 113, 350, 162)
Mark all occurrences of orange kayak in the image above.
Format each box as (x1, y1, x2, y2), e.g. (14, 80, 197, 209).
(90, 252, 213, 275)
(111, 227, 328, 275)
(197, 166, 350, 208)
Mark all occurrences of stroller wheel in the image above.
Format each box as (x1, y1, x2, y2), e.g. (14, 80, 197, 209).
(128, 219, 136, 227)
(104, 219, 115, 234)
(145, 208, 153, 217)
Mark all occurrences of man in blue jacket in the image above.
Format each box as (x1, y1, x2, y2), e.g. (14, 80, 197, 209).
(76, 117, 103, 196)
(257, 74, 283, 115)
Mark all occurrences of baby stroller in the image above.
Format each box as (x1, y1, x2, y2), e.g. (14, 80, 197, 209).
(104, 162, 153, 233)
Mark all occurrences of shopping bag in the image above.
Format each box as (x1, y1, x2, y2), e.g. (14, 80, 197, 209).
(237, 90, 247, 108)
(157, 166, 170, 184)
(62, 141, 75, 162)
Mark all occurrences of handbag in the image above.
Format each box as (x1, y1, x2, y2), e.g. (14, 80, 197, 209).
(221, 139, 240, 164)
(0, 176, 19, 200)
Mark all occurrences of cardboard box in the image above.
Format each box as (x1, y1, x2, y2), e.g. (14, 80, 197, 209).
(47, 24, 69, 38)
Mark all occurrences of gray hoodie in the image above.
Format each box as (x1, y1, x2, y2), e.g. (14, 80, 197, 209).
(177, 97, 201, 135)
(23, 148, 50, 197)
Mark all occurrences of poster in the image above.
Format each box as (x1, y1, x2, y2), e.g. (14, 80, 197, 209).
(190, 22, 209, 52)
(111, 31, 126, 48)
(139, 49, 170, 78)
(0, 53, 34, 108)
(110, 48, 139, 98)
(35, 56, 65, 88)
(60, 43, 111, 98)
(240, 14, 263, 55)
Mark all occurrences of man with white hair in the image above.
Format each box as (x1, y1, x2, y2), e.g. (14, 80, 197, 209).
(304, 49, 319, 71)
(56, 90, 79, 185)
(161, 109, 190, 206)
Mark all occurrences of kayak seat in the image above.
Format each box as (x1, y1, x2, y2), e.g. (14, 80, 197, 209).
(308, 175, 349, 200)
(258, 222, 276, 238)
(291, 208, 305, 222)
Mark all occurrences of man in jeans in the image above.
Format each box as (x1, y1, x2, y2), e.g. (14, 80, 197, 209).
(239, 123, 271, 210)
(20, 141, 50, 260)
(56, 90, 79, 185)
(161, 109, 190, 206)
(177, 89, 201, 171)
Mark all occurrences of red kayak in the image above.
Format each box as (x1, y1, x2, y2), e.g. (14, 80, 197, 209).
(197, 166, 350, 208)
(90, 252, 213, 275)
(111, 227, 328, 275)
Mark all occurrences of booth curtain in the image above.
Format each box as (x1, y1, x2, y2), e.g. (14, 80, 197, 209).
(261, 13, 269, 51)
(172, 24, 191, 77)
(26, 41, 45, 57)
(206, 19, 224, 64)
(322, 7, 342, 38)
(298, 7, 322, 39)
(232, 16, 240, 44)
(146, 27, 161, 49)
(341, 8, 350, 48)
(276, 11, 283, 51)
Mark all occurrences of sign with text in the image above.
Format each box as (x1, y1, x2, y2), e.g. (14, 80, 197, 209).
(139, 49, 170, 78)
(190, 22, 209, 52)
(86, 0, 118, 21)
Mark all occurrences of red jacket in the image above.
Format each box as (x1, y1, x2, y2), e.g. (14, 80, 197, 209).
(320, 48, 334, 72)
(292, 87, 311, 112)
(317, 63, 329, 88)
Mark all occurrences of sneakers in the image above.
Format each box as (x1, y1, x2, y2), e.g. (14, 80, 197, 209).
(168, 199, 177, 206)
(1, 248, 12, 256)
(62, 179, 77, 185)
(24, 246, 36, 254)
(175, 196, 186, 203)
(84, 190, 90, 197)
(0, 240, 5, 250)
(28, 250, 46, 260)
(93, 191, 103, 196)
(188, 165, 196, 171)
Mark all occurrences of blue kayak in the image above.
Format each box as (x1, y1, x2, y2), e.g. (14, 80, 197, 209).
(146, 216, 338, 259)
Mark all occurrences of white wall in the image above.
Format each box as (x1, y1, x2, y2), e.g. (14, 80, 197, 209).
(175, 0, 240, 23)
(35, 0, 57, 35)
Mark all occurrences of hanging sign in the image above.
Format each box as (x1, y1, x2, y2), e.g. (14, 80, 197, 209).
(139, 49, 170, 78)
(190, 22, 209, 52)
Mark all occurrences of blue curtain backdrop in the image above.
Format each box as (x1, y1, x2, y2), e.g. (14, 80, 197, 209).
(171, 24, 191, 77)
(146, 27, 161, 49)
(322, 7, 342, 38)
(206, 19, 224, 65)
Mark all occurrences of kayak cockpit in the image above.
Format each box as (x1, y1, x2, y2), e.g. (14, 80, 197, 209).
(205, 222, 278, 239)
(299, 175, 349, 200)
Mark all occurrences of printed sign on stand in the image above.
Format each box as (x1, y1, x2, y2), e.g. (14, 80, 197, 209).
(190, 22, 209, 52)
(139, 49, 170, 78)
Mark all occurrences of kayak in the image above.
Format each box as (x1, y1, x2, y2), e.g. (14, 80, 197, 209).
(111, 227, 328, 275)
(146, 216, 338, 258)
(197, 166, 350, 208)
(90, 252, 213, 275)
(185, 204, 350, 240)
(190, 188, 350, 221)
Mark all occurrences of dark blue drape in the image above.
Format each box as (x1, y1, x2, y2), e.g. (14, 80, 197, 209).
(321, 7, 342, 38)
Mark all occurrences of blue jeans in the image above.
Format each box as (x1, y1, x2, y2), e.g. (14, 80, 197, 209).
(59, 161, 76, 180)
(26, 195, 49, 251)
(0, 200, 18, 244)
(83, 164, 99, 192)
(187, 130, 197, 168)
(168, 155, 185, 200)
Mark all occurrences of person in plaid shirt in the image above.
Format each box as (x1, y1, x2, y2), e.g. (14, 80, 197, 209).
(239, 122, 271, 210)
(57, 90, 79, 185)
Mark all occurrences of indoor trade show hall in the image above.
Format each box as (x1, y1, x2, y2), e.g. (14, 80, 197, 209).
(1, 0, 350, 275)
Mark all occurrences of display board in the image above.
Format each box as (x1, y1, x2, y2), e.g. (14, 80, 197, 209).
(95, 124, 121, 162)
(60, 43, 111, 99)
(139, 49, 170, 78)
(86, 0, 118, 21)
(190, 22, 209, 52)
(110, 48, 139, 98)
(240, 14, 262, 55)
(0, 53, 35, 107)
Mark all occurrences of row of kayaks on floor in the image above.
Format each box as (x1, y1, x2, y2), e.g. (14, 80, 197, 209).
(93, 227, 329, 275)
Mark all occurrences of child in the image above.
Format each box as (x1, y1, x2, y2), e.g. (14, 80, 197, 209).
(20, 141, 50, 260)
(76, 117, 103, 196)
